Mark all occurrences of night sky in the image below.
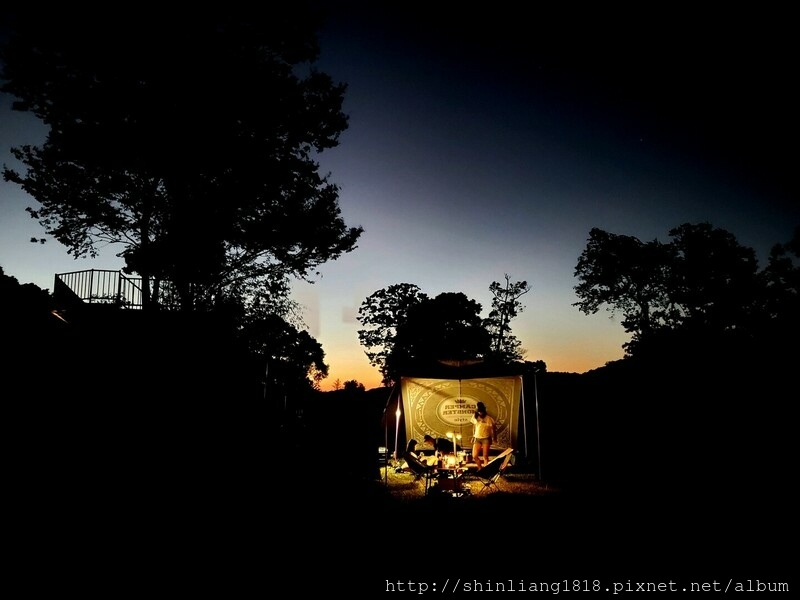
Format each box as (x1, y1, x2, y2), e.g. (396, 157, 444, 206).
(1, 5, 797, 389)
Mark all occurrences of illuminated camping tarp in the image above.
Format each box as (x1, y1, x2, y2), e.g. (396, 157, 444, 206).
(400, 376, 524, 451)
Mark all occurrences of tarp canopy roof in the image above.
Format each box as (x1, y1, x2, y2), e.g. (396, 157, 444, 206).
(397, 359, 526, 380)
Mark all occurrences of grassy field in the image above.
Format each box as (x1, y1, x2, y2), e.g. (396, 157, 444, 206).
(379, 462, 562, 502)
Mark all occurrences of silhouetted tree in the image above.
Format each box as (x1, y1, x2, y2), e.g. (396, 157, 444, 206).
(574, 227, 674, 350)
(667, 222, 761, 334)
(387, 292, 491, 379)
(357, 283, 428, 385)
(574, 222, 793, 358)
(358, 281, 536, 384)
(522, 359, 547, 375)
(484, 274, 530, 362)
(343, 379, 365, 392)
(242, 313, 328, 393)
(759, 225, 800, 341)
(1, 8, 363, 312)
(0, 265, 54, 319)
(1, 264, 60, 359)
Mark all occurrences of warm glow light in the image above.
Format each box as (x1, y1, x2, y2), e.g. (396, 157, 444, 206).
(446, 431, 454, 439)
(394, 403, 401, 460)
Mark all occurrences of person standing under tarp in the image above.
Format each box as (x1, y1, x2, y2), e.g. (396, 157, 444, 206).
(470, 401, 496, 469)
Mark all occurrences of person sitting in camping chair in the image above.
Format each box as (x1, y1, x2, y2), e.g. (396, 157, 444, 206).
(422, 434, 461, 456)
(403, 439, 435, 490)
(406, 438, 436, 467)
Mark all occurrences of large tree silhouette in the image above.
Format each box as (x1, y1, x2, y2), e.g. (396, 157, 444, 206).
(1, 8, 363, 312)
(387, 291, 490, 376)
(574, 222, 795, 358)
(484, 274, 530, 362)
(358, 285, 494, 385)
(573, 227, 674, 347)
(666, 222, 761, 334)
(759, 225, 800, 343)
(357, 283, 429, 385)
(357, 279, 530, 385)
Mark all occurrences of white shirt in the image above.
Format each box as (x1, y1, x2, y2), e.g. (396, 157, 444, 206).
(471, 414, 495, 439)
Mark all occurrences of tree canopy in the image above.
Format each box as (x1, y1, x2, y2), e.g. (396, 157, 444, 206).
(388, 291, 491, 373)
(574, 222, 799, 358)
(357, 283, 429, 385)
(573, 227, 674, 342)
(484, 274, 530, 362)
(1, 7, 363, 312)
(760, 225, 800, 333)
(357, 278, 530, 385)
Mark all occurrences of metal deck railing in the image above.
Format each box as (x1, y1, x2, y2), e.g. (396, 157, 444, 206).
(54, 269, 181, 310)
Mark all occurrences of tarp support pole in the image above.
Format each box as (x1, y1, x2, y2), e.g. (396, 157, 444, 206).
(383, 383, 399, 487)
(521, 376, 528, 460)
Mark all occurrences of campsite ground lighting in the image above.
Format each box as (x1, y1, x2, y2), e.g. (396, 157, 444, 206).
(394, 402, 401, 461)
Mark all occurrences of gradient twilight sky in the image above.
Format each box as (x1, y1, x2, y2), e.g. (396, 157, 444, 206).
(1, 6, 798, 390)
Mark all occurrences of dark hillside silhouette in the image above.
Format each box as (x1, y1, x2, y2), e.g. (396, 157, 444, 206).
(4, 271, 266, 529)
(568, 222, 797, 519)
(4, 265, 795, 576)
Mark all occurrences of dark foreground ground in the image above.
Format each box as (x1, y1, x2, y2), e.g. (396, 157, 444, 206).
(6, 309, 795, 590)
(8, 410, 794, 593)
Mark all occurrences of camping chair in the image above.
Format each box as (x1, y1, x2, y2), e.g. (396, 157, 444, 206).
(459, 447, 514, 494)
(403, 451, 436, 495)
